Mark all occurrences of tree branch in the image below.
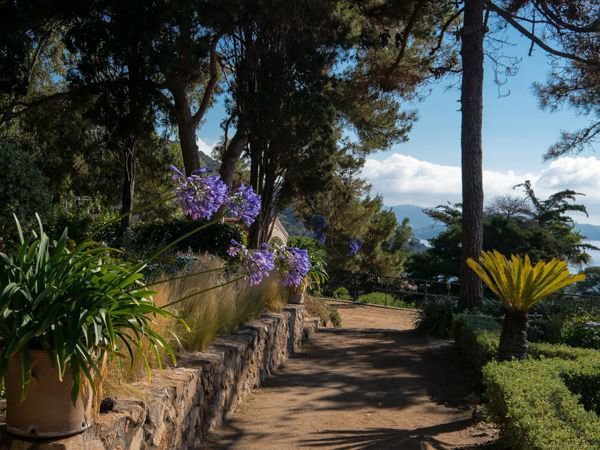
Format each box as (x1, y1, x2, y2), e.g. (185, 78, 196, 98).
(486, 1, 599, 66)
(534, 0, 600, 33)
(192, 32, 224, 125)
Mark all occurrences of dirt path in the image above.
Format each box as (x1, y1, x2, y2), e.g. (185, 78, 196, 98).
(208, 302, 497, 449)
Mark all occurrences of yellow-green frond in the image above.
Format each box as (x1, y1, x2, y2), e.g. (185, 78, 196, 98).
(467, 251, 585, 312)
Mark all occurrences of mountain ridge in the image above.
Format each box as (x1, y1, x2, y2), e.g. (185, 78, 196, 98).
(389, 204, 600, 241)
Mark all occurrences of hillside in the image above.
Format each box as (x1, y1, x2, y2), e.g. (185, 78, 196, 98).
(389, 204, 600, 241)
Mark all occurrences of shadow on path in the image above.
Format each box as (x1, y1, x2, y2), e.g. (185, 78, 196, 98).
(209, 304, 496, 449)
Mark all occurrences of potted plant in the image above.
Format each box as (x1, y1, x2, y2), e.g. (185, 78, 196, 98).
(279, 239, 328, 304)
(0, 217, 174, 438)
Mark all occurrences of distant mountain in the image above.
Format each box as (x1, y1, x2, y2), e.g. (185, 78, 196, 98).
(574, 223, 600, 241)
(389, 204, 446, 240)
(390, 204, 600, 242)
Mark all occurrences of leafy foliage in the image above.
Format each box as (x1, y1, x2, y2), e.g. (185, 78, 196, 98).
(415, 297, 458, 337)
(127, 218, 243, 260)
(467, 251, 585, 313)
(451, 314, 501, 374)
(408, 182, 594, 280)
(0, 142, 51, 236)
(484, 355, 600, 450)
(0, 217, 174, 400)
(357, 291, 415, 308)
(452, 311, 600, 449)
(561, 312, 600, 350)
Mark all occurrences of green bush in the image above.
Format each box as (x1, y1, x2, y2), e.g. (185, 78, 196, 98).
(451, 314, 501, 373)
(357, 291, 415, 308)
(484, 358, 600, 450)
(455, 314, 600, 449)
(331, 286, 351, 300)
(415, 297, 458, 337)
(561, 312, 600, 349)
(128, 218, 243, 259)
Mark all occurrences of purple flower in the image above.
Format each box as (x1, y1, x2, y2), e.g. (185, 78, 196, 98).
(227, 240, 275, 286)
(348, 238, 362, 256)
(314, 231, 326, 245)
(226, 183, 261, 226)
(276, 246, 311, 287)
(170, 165, 228, 220)
(310, 214, 327, 231)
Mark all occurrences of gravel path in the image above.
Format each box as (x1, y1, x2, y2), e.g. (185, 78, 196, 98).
(208, 301, 497, 449)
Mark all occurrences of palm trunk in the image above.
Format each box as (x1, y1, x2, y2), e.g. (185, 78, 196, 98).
(460, 0, 485, 310)
(498, 310, 529, 361)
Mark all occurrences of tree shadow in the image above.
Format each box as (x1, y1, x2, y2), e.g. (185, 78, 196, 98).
(300, 418, 478, 449)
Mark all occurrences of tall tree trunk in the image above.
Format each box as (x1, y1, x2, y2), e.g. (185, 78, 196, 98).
(498, 310, 529, 360)
(171, 84, 200, 176)
(178, 117, 200, 176)
(219, 130, 248, 186)
(120, 143, 136, 233)
(460, 0, 485, 310)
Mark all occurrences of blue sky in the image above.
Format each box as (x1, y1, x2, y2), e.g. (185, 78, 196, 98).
(197, 29, 599, 222)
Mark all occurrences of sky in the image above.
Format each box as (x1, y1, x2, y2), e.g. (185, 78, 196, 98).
(197, 29, 598, 223)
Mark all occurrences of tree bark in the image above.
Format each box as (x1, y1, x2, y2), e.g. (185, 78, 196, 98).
(219, 130, 248, 186)
(170, 84, 200, 176)
(498, 310, 529, 360)
(460, 0, 485, 310)
(120, 143, 136, 233)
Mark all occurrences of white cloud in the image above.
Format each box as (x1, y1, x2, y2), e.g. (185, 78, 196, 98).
(197, 138, 216, 156)
(362, 154, 600, 223)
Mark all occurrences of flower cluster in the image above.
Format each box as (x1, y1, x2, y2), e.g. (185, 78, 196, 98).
(227, 240, 275, 286)
(171, 166, 260, 226)
(226, 183, 261, 226)
(171, 166, 228, 221)
(309, 214, 327, 245)
(276, 246, 311, 287)
(348, 238, 362, 256)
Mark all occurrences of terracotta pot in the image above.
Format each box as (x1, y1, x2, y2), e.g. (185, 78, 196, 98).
(288, 288, 306, 304)
(5, 351, 93, 438)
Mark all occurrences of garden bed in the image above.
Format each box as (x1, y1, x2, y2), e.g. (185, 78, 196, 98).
(452, 313, 600, 450)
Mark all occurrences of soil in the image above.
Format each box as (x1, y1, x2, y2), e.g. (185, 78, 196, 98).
(207, 301, 499, 449)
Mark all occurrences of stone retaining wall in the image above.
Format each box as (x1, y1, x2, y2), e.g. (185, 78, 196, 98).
(0, 305, 308, 450)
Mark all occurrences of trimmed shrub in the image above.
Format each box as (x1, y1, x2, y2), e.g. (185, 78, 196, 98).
(451, 314, 501, 372)
(455, 314, 600, 449)
(484, 358, 600, 450)
(415, 297, 458, 337)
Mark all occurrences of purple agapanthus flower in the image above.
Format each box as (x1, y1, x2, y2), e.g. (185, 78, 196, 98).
(314, 231, 326, 245)
(348, 238, 362, 256)
(170, 165, 228, 220)
(310, 214, 327, 231)
(227, 240, 275, 286)
(276, 246, 311, 287)
(226, 183, 261, 226)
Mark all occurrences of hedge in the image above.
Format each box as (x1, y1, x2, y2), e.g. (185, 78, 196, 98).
(452, 313, 600, 450)
(451, 313, 501, 373)
(484, 357, 600, 449)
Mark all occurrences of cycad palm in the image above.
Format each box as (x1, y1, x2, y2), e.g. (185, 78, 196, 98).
(467, 251, 585, 360)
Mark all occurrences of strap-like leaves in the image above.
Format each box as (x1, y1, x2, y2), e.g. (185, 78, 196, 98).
(0, 217, 178, 402)
(467, 250, 585, 312)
